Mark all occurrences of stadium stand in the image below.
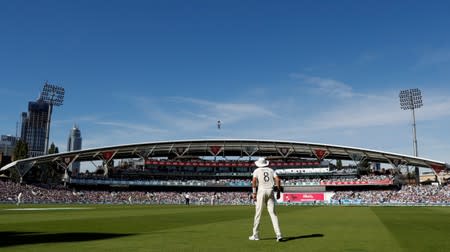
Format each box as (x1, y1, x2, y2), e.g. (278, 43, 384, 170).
(2, 161, 449, 206)
(1, 140, 449, 206)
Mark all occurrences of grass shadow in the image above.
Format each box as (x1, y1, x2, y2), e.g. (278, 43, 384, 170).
(261, 233, 324, 242)
(283, 233, 324, 242)
(0, 231, 135, 248)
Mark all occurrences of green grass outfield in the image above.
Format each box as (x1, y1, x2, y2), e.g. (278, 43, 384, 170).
(1, 204, 449, 252)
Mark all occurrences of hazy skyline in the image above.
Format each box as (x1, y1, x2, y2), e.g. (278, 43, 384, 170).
(1, 1, 450, 163)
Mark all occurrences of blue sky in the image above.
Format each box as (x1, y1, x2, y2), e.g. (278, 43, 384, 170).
(1, 0, 450, 163)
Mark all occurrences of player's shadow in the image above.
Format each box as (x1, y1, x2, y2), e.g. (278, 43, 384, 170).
(277, 233, 324, 242)
(0, 231, 135, 248)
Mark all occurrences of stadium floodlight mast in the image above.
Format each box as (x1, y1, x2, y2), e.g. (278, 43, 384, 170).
(399, 88, 423, 157)
(399, 88, 423, 184)
(40, 82, 65, 155)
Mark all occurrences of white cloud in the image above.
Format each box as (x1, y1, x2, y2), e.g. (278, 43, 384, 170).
(290, 73, 356, 98)
(53, 115, 104, 126)
(304, 95, 405, 130)
(132, 96, 277, 132)
(168, 96, 275, 117)
(56, 95, 279, 146)
(94, 121, 168, 135)
(420, 95, 450, 120)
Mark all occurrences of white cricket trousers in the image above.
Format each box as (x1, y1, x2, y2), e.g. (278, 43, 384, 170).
(252, 188, 282, 237)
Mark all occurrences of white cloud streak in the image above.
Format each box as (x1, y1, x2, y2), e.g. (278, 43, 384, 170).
(94, 121, 168, 135)
(290, 73, 356, 98)
(135, 96, 277, 132)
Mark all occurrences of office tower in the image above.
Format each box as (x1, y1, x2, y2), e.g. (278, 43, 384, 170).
(0, 135, 18, 157)
(67, 124, 82, 174)
(20, 99, 50, 157)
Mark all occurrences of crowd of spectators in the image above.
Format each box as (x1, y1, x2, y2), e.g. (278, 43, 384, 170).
(2, 177, 449, 206)
(70, 174, 394, 187)
(0, 180, 252, 205)
(331, 184, 450, 205)
(283, 175, 393, 186)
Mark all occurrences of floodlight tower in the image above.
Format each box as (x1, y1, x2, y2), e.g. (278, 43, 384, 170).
(399, 88, 423, 157)
(399, 88, 423, 184)
(40, 82, 65, 155)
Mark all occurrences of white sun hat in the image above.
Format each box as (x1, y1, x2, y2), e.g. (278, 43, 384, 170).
(254, 157, 269, 167)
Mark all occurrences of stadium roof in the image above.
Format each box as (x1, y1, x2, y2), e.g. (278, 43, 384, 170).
(1, 139, 449, 174)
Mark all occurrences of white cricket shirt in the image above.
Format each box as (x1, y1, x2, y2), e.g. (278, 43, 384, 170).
(253, 167, 277, 190)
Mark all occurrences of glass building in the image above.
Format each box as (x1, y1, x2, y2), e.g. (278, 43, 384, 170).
(0, 135, 18, 157)
(20, 99, 50, 157)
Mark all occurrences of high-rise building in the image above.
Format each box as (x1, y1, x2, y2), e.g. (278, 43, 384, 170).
(20, 99, 50, 157)
(0, 135, 18, 157)
(67, 124, 82, 175)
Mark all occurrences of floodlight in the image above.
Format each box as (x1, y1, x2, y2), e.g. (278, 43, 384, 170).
(40, 81, 65, 155)
(40, 82, 65, 106)
(399, 88, 424, 185)
(399, 88, 423, 157)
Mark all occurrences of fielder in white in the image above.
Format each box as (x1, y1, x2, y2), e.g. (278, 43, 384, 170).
(249, 157, 283, 242)
(16, 192, 23, 206)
